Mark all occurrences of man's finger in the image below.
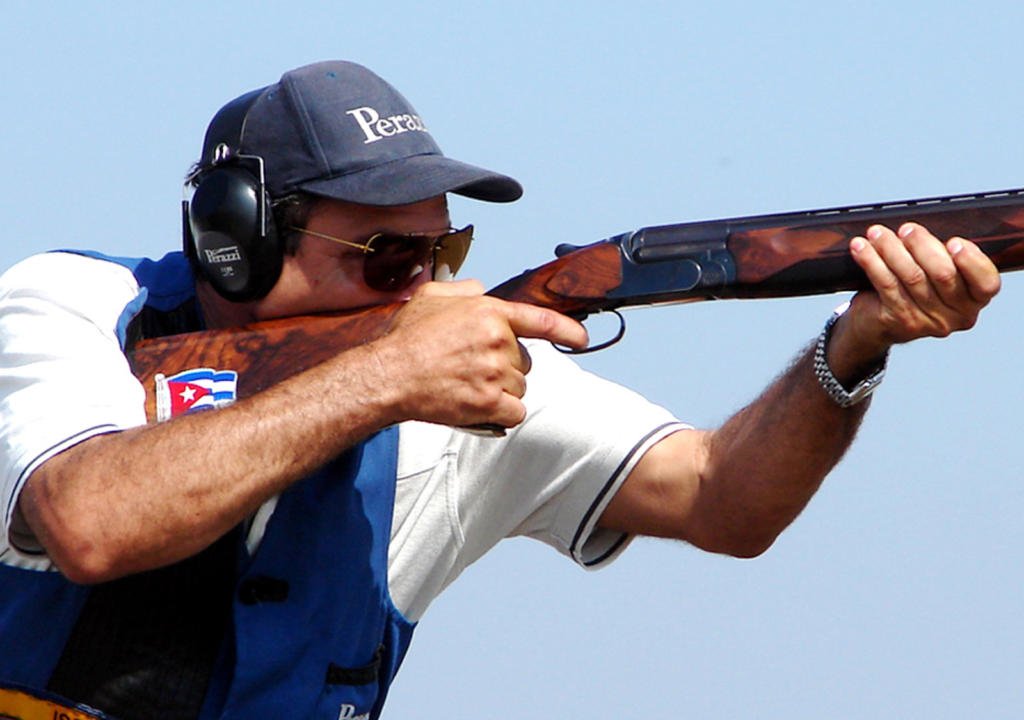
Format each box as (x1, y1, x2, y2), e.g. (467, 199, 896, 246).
(948, 237, 1002, 306)
(865, 224, 938, 307)
(897, 223, 971, 312)
(850, 232, 909, 307)
(505, 302, 589, 350)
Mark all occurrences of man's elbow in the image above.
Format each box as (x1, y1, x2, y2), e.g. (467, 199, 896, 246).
(32, 521, 124, 585)
(684, 523, 781, 559)
(18, 490, 124, 585)
(51, 540, 124, 585)
(720, 534, 778, 559)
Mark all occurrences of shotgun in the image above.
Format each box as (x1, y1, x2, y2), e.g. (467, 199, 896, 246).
(129, 187, 1024, 422)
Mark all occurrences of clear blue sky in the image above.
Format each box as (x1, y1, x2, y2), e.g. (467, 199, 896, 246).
(3, 3, 1022, 718)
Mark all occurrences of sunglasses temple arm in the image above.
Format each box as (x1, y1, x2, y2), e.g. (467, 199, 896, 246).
(289, 226, 374, 252)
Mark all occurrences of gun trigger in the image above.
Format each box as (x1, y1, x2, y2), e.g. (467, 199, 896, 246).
(557, 309, 626, 355)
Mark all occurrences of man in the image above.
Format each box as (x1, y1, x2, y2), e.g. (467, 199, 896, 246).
(0, 60, 999, 719)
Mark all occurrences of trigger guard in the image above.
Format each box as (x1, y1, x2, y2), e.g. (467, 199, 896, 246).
(556, 309, 625, 355)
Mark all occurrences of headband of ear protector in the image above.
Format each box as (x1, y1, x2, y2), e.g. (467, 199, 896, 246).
(183, 88, 283, 303)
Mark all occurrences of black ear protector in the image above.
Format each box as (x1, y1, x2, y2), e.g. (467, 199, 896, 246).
(183, 88, 283, 303)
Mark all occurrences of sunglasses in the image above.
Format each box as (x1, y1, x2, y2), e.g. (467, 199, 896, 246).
(291, 224, 474, 292)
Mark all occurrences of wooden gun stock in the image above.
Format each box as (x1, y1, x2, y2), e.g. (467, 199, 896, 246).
(129, 187, 1024, 423)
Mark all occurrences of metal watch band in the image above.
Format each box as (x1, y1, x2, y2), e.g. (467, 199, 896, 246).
(813, 304, 888, 408)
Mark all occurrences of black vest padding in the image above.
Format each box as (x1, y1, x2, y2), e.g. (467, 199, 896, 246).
(45, 522, 240, 720)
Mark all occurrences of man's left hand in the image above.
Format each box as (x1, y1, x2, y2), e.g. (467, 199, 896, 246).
(827, 222, 1001, 381)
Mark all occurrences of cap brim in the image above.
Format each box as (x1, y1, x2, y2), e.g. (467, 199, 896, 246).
(297, 154, 523, 206)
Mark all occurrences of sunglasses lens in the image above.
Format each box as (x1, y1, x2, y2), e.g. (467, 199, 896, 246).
(434, 226, 473, 279)
(363, 235, 435, 292)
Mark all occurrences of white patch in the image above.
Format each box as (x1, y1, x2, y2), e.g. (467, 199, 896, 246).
(337, 704, 370, 720)
(345, 106, 428, 144)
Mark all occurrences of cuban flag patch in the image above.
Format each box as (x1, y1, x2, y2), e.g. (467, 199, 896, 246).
(154, 367, 238, 422)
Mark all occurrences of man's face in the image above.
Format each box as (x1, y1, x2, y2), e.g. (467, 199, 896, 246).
(253, 195, 452, 320)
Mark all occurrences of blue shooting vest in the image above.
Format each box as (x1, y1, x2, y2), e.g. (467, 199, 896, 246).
(0, 251, 415, 719)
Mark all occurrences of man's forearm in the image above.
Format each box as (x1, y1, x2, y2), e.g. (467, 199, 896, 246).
(597, 334, 869, 555)
(19, 341, 400, 584)
(694, 341, 868, 555)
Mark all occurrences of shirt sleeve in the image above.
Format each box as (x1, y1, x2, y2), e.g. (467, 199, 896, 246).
(0, 253, 148, 555)
(452, 339, 689, 570)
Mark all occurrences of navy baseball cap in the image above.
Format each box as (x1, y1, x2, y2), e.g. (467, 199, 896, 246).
(198, 60, 523, 206)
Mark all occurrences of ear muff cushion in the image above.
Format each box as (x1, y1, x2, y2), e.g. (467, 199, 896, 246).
(188, 166, 282, 302)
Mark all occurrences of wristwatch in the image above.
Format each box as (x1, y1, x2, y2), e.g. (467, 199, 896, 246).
(813, 302, 888, 408)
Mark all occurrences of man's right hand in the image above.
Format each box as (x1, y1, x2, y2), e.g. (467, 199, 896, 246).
(371, 280, 588, 429)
